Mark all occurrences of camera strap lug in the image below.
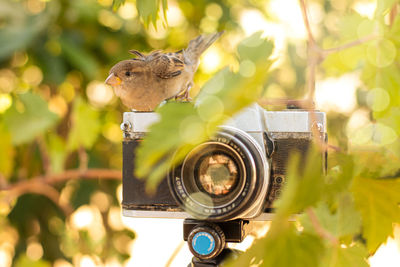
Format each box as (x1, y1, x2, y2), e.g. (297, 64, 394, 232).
(263, 132, 275, 158)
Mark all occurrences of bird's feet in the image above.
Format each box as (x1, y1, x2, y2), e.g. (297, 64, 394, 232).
(175, 90, 192, 102)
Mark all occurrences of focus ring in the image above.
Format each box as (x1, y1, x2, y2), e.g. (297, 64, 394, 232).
(169, 128, 266, 220)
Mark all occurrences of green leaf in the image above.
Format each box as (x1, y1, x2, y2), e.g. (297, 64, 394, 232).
(366, 39, 397, 68)
(112, 0, 126, 11)
(299, 194, 362, 239)
(237, 31, 274, 62)
(135, 102, 199, 190)
(353, 150, 400, 179)
(322, 44, 366, 76)
(361, 62, 400, 108)
(135, 33, 274, 191)
(322, 244, 369, 267)
(226, 223, 324, 267)
(337, 13, 369, 41)
(67, 98, 101, 151)
(0, 122, 15, 178)
(136, 0, 166, 28)
(323, 154, 355, 200)
(14, 255, 51, 267)
(274, 146, 324, 218)
(3, 92, 59, 145)
(321, 14, 377, 76)
(351, 176, 400, 252)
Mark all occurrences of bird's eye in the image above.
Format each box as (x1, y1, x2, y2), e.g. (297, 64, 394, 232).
(125, 71, 131, 77)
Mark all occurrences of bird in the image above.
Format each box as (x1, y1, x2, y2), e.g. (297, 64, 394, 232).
(105, 32, 223, 111)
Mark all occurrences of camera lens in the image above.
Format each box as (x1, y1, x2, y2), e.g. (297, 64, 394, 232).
(197, 153, 239, 196)
(178, 142, 246, 209)
(169, 127, 270, 221)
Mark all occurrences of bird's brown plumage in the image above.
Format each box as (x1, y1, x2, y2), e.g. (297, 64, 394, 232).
(106, 32, 223, 111)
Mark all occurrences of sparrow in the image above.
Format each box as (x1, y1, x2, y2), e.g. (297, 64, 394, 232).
(105, 32, 223, 111)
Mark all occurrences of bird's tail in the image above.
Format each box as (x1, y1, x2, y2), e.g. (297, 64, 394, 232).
(185, 31, 224, 63)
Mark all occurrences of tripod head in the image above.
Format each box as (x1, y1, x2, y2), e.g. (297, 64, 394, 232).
(183, 219, 251, 267)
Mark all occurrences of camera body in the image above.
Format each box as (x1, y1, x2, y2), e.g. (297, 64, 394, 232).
(121, 104, 326, 221)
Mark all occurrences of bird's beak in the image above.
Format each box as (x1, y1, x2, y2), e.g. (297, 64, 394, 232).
(105, 73, 122, 86)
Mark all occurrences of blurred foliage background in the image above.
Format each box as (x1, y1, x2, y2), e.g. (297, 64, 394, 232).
(0, 0, 400, 266)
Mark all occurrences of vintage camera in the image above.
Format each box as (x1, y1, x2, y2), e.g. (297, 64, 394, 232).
(121, 104, 327, 222)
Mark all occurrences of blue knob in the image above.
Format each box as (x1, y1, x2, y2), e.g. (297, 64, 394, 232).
(192, 232, 216, 256)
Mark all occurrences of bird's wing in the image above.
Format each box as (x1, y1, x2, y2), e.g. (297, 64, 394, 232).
(129, 50, 146, 59)
(149, 53, 184, 79)
(169, 50, 185, 63)
(184, 32, 223, 64)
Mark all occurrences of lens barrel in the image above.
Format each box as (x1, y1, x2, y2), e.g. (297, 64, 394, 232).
(169, 127, 269, 221)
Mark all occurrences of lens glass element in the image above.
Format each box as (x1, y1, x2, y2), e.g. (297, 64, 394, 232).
(197, 153, 239, 196)
(179, 142, 246, 209)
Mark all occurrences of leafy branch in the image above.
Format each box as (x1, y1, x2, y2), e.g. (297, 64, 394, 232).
(298, 0, 377, 103)
(0, 169, 121, 191)
(1, 169, 121, 215)
(112, 0, 168, 28)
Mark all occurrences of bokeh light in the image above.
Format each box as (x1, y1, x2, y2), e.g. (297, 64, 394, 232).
(25, 0, 46, 14)
(367, 39, 397, 68)
(200, 47, 222, 74)
(54, 259, 74, 267)
(48, 95, 68, 117)
(166, 2, 185, 27)
(240, 9, 269, 36)
(108, 206, 124, 231)
(78, 255, 97, 267)
(147, 21, 168, 40)
(350, 122, 398, 146)
(26, 241, 43, 261)
(118, 2, 137, 20)
(0, 94, 12, 113)
(239, 59, 256, 77)
(10, 52, 28, 68)
(353, 1, 377, 18)
(367, 88, 391, 112)
(90, 191, 111, 213)
(0, 249, 12, 267)
(179, 117, 205, 144)
(205, 3, 223, 21)
(315, 73, 359, 114)
(346, 108, 371, 137)
(70, 205, 106, 242)
(87, 80, 115, 108)
(22, 65, 43, 86)
(268, 0, 309, 40)
(0, 69, 17, 93)
(103, 122, 122, 143)
(98, 10, 123, 30)
(70, 205, 95, 229)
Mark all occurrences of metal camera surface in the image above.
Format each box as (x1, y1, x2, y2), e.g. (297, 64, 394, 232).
(121, 104, 326, 221)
